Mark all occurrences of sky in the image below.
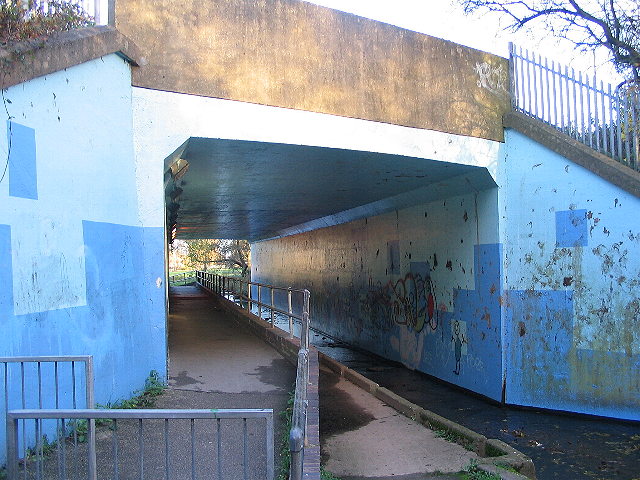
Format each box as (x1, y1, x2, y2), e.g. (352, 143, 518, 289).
(304, 0, 623, 85)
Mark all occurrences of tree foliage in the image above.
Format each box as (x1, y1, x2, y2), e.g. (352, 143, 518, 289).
(217, 240, 251, 277)
(182, 239, 250, 276)
(184, 239, 222, 272)
(1, 0, 93, 45)
(460, 0, 640, 83)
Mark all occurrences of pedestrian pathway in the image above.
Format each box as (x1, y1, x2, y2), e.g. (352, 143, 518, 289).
(166, 286, 297, 475)
(319, 365, 478, 479)
(175, 285, 494, 480)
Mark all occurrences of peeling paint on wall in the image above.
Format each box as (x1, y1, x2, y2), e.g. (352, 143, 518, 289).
(501, 129, 640, 420)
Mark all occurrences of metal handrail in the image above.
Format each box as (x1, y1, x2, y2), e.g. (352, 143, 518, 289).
(196, 271, 310, 343)
(195, 271, 311, 478)
(509, 43, 639, 170)
(168, 270, 196, 286)
(6, 408, 274, 480)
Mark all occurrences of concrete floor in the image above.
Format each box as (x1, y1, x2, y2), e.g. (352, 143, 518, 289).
(166, 286, 297, 476)
(319, 366, 478, 479)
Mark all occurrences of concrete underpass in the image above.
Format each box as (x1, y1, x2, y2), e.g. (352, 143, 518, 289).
(3, 0, 640, 478)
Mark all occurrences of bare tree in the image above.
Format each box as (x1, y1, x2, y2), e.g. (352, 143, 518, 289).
(460, 0, 640, 83)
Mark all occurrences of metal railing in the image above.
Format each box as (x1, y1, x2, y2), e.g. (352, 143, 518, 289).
(288, 349, 309, 480)
(509, 43, 639, 170)
(31, 0, 106, 25)
(6, 408, 274, 480)
(1, 356, 96, 471)
(196, 272, 310, 345)
(169, 270, 197, 286)
(196, 272, 312, 479)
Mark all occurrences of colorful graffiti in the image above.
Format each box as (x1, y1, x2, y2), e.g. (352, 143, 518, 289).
(361, 261, 439, 333)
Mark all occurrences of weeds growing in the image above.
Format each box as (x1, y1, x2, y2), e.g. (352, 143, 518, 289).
(1, 0, 93, 45)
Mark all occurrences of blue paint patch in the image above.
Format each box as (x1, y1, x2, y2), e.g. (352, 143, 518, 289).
(7, 121, 38, 199)
(555, 209, 587, 247)
(0, 225, 12, 318)
(504, 289, 573, 408)
(442, 244, 503, 400)
(0, 221, 166, 463)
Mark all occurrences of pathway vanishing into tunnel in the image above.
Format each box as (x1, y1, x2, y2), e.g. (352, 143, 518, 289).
(165, 285, 297, 474)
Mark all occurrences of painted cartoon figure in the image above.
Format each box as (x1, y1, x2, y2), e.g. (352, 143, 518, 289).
(452, 320, 467, 375)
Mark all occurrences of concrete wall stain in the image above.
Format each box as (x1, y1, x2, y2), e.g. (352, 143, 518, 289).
(500, 129, 640, 420)
(252, 190, 504, 401)
(115, 0, 509, 141)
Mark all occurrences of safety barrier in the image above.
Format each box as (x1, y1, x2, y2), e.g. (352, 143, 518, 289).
(1, 356, 96, 471)
(510, 43, 639, 170)
(6, 408, 274, 479)
(196, 272, 310, 345)
(169, 270, 197, 286)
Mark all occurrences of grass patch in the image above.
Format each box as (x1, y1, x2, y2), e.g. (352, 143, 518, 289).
(277, 388, 294, 480)
(100, 370, 165, 409)
(485, 443, 505, 457)
(321, 466, 342, 480)
(434, 427, 475, 452)
(461, 460, 501, 480)
(495, 462, 518, 473)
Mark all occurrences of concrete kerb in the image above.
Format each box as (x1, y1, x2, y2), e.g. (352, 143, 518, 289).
(316, 352, 536, 480)
(196, 285, 534, 480)
(196, 285, 322, 480)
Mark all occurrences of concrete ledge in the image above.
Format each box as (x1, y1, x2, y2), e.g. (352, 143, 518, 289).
(318, 353, 536, 479)
(504, 111, 640, 198)
(478, 462, 533, 480)
(482, 439, 536, 479)
(416, 407, 487, 457)
(344, 369, 380, 395)
(1, 26, 143, 89)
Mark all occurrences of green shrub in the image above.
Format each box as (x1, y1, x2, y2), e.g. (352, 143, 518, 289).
(1, 0, 93, 45)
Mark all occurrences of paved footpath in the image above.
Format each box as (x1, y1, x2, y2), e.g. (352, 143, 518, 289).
(170, 286, 476, 480)
(320, 365, 478, 480)
(163, 286, 297, 476)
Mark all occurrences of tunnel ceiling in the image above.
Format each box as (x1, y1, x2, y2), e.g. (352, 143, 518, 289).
(165, 138, 497, 242)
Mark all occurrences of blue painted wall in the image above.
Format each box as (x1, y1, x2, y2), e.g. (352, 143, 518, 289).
(253, 128, 640, 421)
(0, 55, 167, 462)
(252, 188, 505, 401)
(499, 129, 640, 420)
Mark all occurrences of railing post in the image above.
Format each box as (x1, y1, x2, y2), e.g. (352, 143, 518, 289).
(258, 285, 262, 319)
(270, 287, 275, 327)
(289, 427, 304, 480)
(6, 413, 18, 480)
(85, 357, 97, 480)
(247, 281, 252, 312)
(508, 42, 517, 110)
(266, 410, 275, 480)
(302, 290, 310, 350)
(288, 288, 294, 338)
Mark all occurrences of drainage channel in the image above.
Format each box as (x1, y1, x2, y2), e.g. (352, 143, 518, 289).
(306, 331, 640, 480)
(233, 295, 639, 480)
